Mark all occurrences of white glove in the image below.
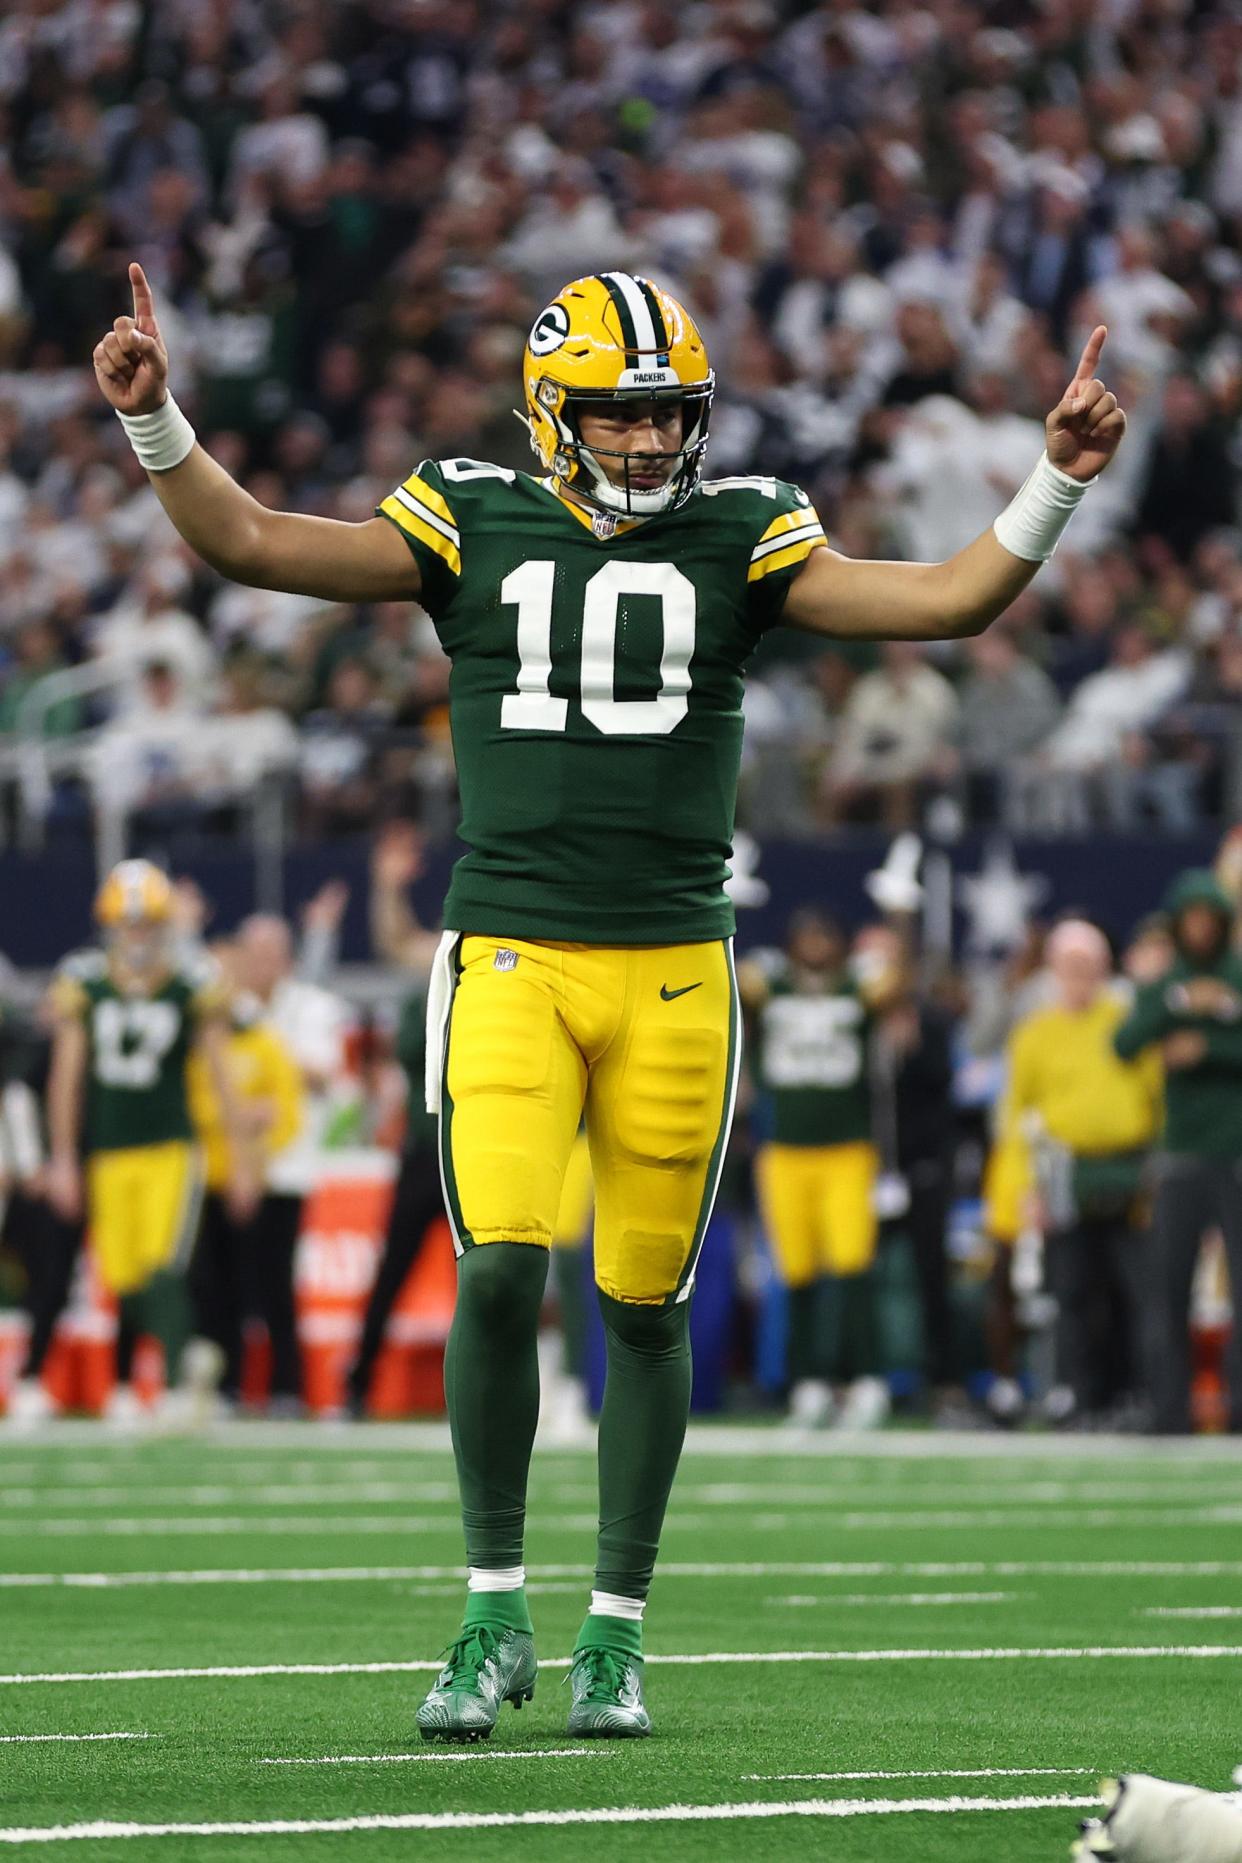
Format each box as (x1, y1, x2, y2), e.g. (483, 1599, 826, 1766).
(864, 832, 923, 914)
(1075, 1774, 1242, 1862)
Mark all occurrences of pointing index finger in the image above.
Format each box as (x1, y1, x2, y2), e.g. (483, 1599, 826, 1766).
(129, 261, 156, 333)
(1072, 324, 1107, 389)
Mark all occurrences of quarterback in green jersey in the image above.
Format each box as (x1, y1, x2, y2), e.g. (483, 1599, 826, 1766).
(95, 258, 1125, 1737)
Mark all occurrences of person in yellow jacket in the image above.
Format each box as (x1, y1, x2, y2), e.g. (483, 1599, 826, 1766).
(187, 973, 305, 1406)
(992, 918, 1163, 1426)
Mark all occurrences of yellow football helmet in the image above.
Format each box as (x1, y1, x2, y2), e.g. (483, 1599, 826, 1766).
(522, 271, 714, 519)
(94, 859, 175, 975)
(94, 859, 174, 928)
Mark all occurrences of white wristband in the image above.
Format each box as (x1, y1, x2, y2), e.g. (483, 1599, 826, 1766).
(992, 451, 1091, 562)
(116, 393, 196, 473)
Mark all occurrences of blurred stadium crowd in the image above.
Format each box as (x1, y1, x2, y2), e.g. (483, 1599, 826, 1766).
(0, 0, 1240, 841)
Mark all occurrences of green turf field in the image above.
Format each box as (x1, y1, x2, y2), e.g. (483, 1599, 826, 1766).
(2, 1422, 1241, 1861)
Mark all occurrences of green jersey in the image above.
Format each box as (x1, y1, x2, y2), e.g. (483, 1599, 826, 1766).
(756, 971, 874, 1148)
(378, 461, 826, 944)
(52, 950, 223, 1153)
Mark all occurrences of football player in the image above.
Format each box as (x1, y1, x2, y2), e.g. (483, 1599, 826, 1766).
(93, 263, 1124, 1736)
(741, 908, 890, 1431)
(47, 860, 256, 1423)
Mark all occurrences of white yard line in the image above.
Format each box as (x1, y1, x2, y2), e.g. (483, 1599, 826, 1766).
(9, 1480, 1240, 1508)
(9, 1482, 1242, 1512)
(6, 1506, 1241, 1537)
(2, 1419, 1240, 1459)
(6, 1558, 1242, 1590)
(770, 1508, 1242, 1529)
(669, 1482, 1242, 1506)
(746, 1768, 1095, 1782)
(0, 1734, 150, 1745)
(1144, 1606, 1242, 1618)
(1, 1484, 465, 1510)
(258, 1748, 605, 1766)
(3, 1646, 1240, 1687)
(766, 1592, 1019, 1608)
(0, 1515, 600, 1539)
(0, 1794, 1103, 1844)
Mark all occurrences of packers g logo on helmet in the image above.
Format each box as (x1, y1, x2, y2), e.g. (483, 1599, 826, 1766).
(521, 272, 714, 519)
(94, 859, 174, 927)
(528, 303, 571, 357)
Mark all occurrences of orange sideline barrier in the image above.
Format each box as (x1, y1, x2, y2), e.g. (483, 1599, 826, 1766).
(0, 1150, 457, 1416)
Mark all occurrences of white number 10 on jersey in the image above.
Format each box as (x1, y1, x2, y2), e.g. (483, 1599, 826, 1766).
(499, 560, 695, 737)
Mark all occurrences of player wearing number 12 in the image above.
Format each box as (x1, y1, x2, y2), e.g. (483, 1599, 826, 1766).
(93, 258, 1127, 1737)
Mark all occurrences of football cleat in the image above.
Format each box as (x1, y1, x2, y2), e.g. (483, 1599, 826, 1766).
(786, 1377, 835, 1429)
(564, 1645, 652, 1739)
(836, 1374, 892, 1432)
(416, 1626, 536, 1743)
(5, 1378, 57, 1428)
(1073, 1771, 1242, 1860)
(101, 1383, 146, 1431)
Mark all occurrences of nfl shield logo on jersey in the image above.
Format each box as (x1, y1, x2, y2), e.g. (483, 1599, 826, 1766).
(592, 510, 618, 539)
(493, 948, 519, 971)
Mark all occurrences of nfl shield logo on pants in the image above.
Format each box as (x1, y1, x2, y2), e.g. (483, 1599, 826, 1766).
(493, 948, 519, 971)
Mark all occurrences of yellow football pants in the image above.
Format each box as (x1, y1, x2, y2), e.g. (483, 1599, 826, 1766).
(439, 935, 739, 1305)
(552, 1130, 594, 1249)
(756, 1140, 879, 1285)
(87, 1139, 203, 1296)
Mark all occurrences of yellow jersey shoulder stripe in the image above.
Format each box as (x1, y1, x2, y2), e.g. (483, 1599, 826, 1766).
(748, 533, 827, 583)
(754, 506, 821, 549)
(391, 483, 460, 546)
(399, 472, 458, 531)
(379, 496, 463, 576)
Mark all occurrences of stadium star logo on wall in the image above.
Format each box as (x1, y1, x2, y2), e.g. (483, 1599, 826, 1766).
(959, 839, 1049, 951)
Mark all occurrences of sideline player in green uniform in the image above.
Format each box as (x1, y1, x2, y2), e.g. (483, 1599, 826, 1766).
(742, 909, 890, 1431)
(93, 261, 1125, 1736)
(47, 860, 255, 1423)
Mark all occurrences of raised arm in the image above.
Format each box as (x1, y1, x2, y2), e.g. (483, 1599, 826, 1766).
(370, 824, 439, 973)
(783, 327, 1125, 642)
(93, 264, 420, 603)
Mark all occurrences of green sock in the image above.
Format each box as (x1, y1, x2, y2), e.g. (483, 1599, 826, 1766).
(552, 1243, 588, 1380)
(840, 1269, 881, 1379)
(463, 1588, 534, 1635)
(576, 1611, 642, 1659)
(820, 1273, 847, 1381)
(142, 1271, 193, 1387)
(444, 1242, 548, 1567)
(786, 1281, 821, 1385)
(594, 1290, 691, 1598)
(117, 1294, 143, 1383)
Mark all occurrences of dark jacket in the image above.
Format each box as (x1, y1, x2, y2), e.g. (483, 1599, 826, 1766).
(1114, 872, 1242, 1157)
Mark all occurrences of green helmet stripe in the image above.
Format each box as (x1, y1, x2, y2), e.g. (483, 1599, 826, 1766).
(596, 273, 639, 352)
(636, 278, 669, 352)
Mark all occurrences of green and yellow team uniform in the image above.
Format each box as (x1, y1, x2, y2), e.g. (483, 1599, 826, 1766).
(51, 951, 222, 1295)
(754, 972, 879, 1283)
(378, 459, 826, 1303)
